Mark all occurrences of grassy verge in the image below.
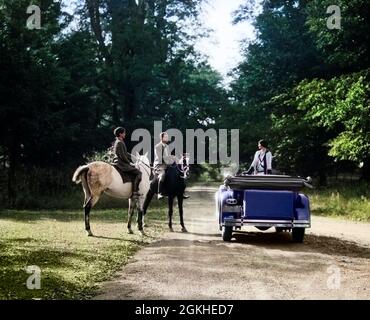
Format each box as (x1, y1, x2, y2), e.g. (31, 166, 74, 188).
(307, 183, 370, 222)
(0, 204, 167, 300)
(7, 187, 137, 210)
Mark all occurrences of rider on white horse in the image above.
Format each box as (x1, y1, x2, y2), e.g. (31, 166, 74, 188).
(112, 127, 142, 197)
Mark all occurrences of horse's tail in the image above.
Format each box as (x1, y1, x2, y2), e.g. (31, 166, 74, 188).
(72, 165, 89, 184)
(72, 165, 93, 208)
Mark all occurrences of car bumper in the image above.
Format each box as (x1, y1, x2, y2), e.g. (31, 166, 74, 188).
(223, 218, 311, 228)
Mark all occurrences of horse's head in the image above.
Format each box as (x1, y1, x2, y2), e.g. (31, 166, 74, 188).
(135, 152, 150, 168)
(134, 152, 152, 182)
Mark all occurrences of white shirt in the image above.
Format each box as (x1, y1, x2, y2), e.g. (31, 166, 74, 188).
(154, 142, 173, 167)
(251, 149, 272, 174)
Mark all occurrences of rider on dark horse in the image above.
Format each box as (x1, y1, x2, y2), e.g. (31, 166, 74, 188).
(153, 132, 189, 199)
(154, 132, 175, 199)
(144, 131, 189, 232)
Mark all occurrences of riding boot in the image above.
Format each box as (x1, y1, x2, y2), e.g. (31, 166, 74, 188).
(132, 175, 142, 197)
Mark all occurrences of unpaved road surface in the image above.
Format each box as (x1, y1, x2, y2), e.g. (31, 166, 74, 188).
(95, 186, 370, 300)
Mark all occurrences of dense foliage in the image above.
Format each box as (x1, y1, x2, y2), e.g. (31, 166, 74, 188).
(0, 0, 227, 205)
(231, 0, 370, 182)
(1, 0, 369, 206)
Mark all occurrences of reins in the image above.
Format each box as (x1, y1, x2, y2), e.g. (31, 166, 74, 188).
(130, 152, 190, 180)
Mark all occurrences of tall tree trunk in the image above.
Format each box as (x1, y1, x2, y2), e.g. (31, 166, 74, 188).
(125, 88, 136, 120)
(361, 158, 370, 182)
(86, 0, 113, 67)
(7, 151, 16, 207)
(86, 0, 120, 123)
(317, 164, 327, 186)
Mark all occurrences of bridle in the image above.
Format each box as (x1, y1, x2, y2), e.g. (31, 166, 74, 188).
(131, 153, 190, 180)
(176, 154, 190, 179)
(135, 157, 152, 179)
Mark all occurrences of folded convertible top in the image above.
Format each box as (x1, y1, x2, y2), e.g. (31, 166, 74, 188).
(224, 175, 313, 191)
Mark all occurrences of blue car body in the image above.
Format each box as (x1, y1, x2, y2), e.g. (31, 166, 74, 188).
(216, 175, 312, 242)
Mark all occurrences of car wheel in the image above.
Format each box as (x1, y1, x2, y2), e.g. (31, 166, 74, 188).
(222, 226, 233, 242)
(292, 228, 305, 243)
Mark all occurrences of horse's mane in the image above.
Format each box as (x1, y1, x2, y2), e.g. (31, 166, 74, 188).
(135, 154, 151, 168)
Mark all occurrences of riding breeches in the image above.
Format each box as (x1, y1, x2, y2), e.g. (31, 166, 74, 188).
(124, 166, 142, 193)
(155, 165, 167, 182)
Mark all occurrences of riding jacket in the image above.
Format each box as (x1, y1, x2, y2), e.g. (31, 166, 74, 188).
(112, 138, 134, 172)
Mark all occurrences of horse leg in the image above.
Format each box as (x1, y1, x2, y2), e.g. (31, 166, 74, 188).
(127, 198, 134, 234)
(135, 197, 145, 235)
(178, 194, 187, 233)
(81, 170, 94, 236)
(168, 195, 174, 232)
(84, 198, 93, 237)
(137, 206, 143, 232)
(141, 189, 154, 228)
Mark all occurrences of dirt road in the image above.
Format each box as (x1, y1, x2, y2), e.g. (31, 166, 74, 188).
(94, 185, 370, 300)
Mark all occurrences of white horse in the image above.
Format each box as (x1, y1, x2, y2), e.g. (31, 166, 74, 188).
(72, 154, 151, 236)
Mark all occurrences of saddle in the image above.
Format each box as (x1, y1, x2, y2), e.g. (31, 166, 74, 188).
(113, 165, 135, 184)
(150, 165, 186, 196)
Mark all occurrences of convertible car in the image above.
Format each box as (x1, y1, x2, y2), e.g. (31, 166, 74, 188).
(215, 175, 313, 243)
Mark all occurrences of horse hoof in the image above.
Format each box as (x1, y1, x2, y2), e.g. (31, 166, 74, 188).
(86, 230, 93, 237)
(140, 230, 146, 236)
(181, 227, 188, 233)
(169, 227, 174, 232)
(128, 229, 134, 234)
(143, 224, 149, 228)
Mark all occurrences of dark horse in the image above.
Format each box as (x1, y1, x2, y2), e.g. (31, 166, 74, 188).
(142, 163, 188, 232)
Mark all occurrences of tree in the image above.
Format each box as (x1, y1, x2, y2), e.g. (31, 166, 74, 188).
(270, 92, 336, 184)
(0, 0, 229, 206)
(292, 70, 370, 180)
(82, 0, 206, 131)
(231, 0, 370, 183)
(0, 0, 69, 204)
(230, 0, 326, 165)
(306, 0, 370, 72)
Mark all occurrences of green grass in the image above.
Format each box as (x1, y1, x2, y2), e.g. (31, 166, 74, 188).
(9, 187, 134, 210)
(7, 185, 171, 210)
(1, 182, 369, 300)
(0, 205, 168, 300)
(308, 183, 370, 222)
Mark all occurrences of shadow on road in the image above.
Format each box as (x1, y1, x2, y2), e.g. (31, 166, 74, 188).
(230, 231, 370, 259)
(179, 231, 220, 238)
(146, 230, 370, 260)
